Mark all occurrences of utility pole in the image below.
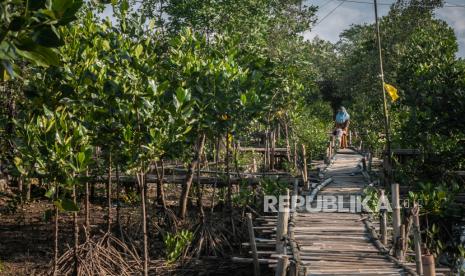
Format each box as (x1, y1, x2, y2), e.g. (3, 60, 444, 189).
(373, 0, 392, 187)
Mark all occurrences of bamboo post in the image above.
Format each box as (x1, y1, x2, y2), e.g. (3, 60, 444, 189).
(349, 130, 352, 146)
(422, 254, 436, 276)
(275, 256, 289, 276)
(292, 179, 298, 211)
(368, 152, 373, 172)
(293, 141, 298, 171)
(331, 134, 336, 154)
(391, 182, 401, 250)
(276, 189, 290, 254)
(252, 150, 257, 173)
(270, 130, 276, 171)
(301, 145, 308, 189)
(398, 224, 405, 261)
(246, 213, 260, 276)
(362, 157, 367, 172)
(413, 203, 423, 275)
(379, 189, 388, 245)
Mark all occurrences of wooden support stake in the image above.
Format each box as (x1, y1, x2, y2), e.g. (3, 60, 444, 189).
(349, 130, 352, 146)
(252, 150, 257, 173)
(362, 157, 367, 172)
(301, 145, 308, 189)
(413, 203, 423, 275)
(276, 189, 289, 254)
(379, 189, 388, 245)
(398, 224, 405, 261)
(246, 213, 260, 276)
(391, 182, 401, 249)
(368, 152, 373, 172)
(275, 256, 289, 276)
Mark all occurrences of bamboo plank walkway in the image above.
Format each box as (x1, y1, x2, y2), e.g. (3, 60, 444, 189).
(297, 148, 406, 276)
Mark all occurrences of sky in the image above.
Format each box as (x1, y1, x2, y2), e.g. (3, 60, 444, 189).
(304, 0, 465, 58)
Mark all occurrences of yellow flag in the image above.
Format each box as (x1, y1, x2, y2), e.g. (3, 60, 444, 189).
(384, 83, 399, 102)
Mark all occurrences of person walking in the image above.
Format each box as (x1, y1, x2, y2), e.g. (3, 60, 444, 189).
(335, 106, 350, 149)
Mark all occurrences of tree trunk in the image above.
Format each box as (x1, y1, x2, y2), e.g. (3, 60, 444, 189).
(179, 134, 206, 220)
(116, 164, 123, 238)
(138, 170, 149, 276)
(53, 187, 59, 276)
(26, 179, 31, 202)
(18, 177, 23, 202)
(211, 136, 220, 214)
(73, 183, 79, 275)
(85, 171, 90, 230)
(106, 152, 112, 232)
(226, 131, 232, 211)
(196, 151, 205, 218)
(264, 130, 269, 170)
(284, 120, 291, 163)
(154, 160, 166, 208)
(270, 129, 276, 171)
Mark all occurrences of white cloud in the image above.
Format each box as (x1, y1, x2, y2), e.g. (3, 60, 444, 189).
(435, 7, 465, 57)
(304, 0, 390, 42)
(304, 0, 465, 57)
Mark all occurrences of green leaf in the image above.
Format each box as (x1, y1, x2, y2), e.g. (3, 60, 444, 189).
(43, 209, 54, 222)
(176, 87, 187, 104)
(43, 105, 54, 118)
(240, 94, 247, 105)
(8, 16, 26, 31)
(134, 44, 143, 58)
(52, 0, 73, 15)
(16, 46, 60, 67)
(102, 40, 111, 51)
(13, 157, 26, 175)
(45, 187, 56, 198)
(120, 0, 129, 13)
(54, 198, 79, 212)
(32, 26, 63, 47)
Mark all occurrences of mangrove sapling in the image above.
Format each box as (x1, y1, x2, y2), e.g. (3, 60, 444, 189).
(73, 183, 79, 275)
(153, 159, 166, 208)
(197, 141, 206, 218)
(107, 151, 112, 232)
(210, 136, 221, 214)
(85, 170, 90, 230)
(53, 188, 59, 276)
(226, 131, 232, 212)
(116, 164, 124, 239)
(179, 134, 206, 220)
(136, 168, 149, 276)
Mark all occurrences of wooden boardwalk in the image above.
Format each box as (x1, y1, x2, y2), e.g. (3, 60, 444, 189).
(296, 149, 406, 275)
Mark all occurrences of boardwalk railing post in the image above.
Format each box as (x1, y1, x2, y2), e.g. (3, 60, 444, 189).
(368, 152, 372, 172)
(413, 203, 423, 275)
(276, 189, 290, 254)
(246, 213, 260, 276)
(422, 254, 436, 276)
(379, 189, 388, 245)
(275, 256, 289, 276)
(301, 145, 308, 189)
(399, 224, 406, 261)
(391, 182, 401, 258)
(349, 130, 352, 147)
(292, 179, 298, 210)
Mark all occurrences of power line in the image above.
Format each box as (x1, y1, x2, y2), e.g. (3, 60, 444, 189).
(319, 0, 335, 9)
(334, 0, 465, 8)
(315, 0, 347, 26)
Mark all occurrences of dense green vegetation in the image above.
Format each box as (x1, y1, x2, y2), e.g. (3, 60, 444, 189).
(0, 0, 464, 274)
(320, 0, 465, 268)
